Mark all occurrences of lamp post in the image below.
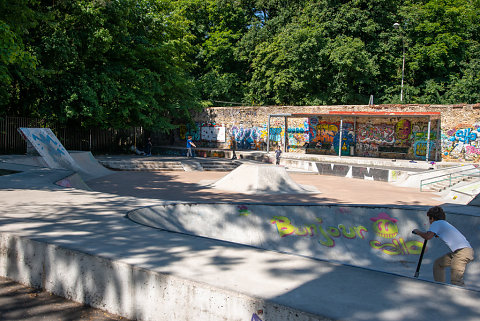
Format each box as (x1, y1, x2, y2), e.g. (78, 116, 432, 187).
(393, 22, 405, 102)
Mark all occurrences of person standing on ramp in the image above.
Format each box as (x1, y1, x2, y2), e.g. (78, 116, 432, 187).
(413, 206, 474, 286)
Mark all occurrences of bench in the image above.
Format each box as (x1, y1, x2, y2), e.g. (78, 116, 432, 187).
(378, 146, 409, 158)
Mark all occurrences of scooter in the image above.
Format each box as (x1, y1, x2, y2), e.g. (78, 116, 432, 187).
(412, 230, 428, 278)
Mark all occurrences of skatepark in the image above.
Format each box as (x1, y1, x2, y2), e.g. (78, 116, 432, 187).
(1, 128, 480, 321)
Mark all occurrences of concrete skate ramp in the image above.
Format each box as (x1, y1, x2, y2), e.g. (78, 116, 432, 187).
(69, 151, 111, 180)
(211, 164, 318, 194)
(18, 128, 81, 172)
(18, 128, 110, 180)
(128, 203, 480, 289)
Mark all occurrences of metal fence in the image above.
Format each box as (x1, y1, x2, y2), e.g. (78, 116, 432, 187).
(0, 117, 145, 155)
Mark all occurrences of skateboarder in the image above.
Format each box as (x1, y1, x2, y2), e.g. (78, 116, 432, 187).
(413, 206, 474, 286)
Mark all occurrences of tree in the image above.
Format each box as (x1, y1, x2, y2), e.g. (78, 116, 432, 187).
(399, 0, 480, 103)
(7, 0, 200, 130)
(0, 0, 37, 116)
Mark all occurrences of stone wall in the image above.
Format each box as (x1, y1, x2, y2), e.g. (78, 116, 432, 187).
(181, 104, 480, 162)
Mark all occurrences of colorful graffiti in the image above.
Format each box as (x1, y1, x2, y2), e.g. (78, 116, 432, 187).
(308, 120, 338, 144)
(394, 119, 412, 146)
(370, 238, 423, 255)
(287, 121, 309, 147)
(306, 119, 354, 155)
(231, 125, 268, 150)
(270, 216, 367, 248)
(270, 213, 423, 256)
(370, 213, 398, 238)
(238, 205, 251, 216)
(442, 123, 480, 162)
(358, 123, 395, 144)
(251, 313, 263, 321)
(413, 141, 435, 158)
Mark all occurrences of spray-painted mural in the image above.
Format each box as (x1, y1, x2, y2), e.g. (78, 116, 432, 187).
(179, 114, 445, 160)
(231, 125, 268, 150)
(442, 122, 480, 162)
(286, 120, 309, 149)
(129, 203, 452, 281)
(358, 123, 395, 145)
(306, 118, 354, 155)
(270, 212, 423, 256)
(354, 119, 438, 159)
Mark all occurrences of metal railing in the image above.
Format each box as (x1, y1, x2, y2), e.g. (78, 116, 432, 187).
(420, 167, 480, 191)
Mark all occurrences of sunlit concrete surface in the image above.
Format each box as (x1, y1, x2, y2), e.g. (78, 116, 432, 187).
(1, 153, 480, 321)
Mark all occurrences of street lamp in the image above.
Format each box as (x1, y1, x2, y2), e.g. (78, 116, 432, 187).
(393, 22, 405, 102)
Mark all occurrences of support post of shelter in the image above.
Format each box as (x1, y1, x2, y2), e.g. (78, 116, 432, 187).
(267, 115, 271, 153)
(426, 119, 431, 162)
(284, 116, 288, 153)
(435, 119, 441, 162)
(338, 118, 343, 157)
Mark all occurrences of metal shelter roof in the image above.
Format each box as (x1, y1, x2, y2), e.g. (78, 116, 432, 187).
(289, 111, 441, 118)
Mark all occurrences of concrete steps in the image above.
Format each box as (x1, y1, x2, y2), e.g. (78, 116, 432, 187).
(99, 160, 184, 171)
(200, 161, 241, 171)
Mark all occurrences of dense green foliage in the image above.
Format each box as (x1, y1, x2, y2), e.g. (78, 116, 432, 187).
(1, 0, 479, 128)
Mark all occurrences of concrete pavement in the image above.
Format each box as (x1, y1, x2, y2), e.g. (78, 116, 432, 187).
(1, 154, 480, 321)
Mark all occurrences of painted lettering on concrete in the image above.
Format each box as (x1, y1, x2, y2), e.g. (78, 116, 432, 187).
(271, 212, 424, 256)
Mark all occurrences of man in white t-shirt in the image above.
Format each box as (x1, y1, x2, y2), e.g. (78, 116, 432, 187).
(413, 206, 474, 286)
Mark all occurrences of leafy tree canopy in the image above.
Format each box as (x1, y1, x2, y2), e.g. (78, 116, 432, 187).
(1, 0, 479, 127)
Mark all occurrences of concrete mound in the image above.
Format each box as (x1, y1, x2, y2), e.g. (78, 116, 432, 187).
(211, 164, 318, 194)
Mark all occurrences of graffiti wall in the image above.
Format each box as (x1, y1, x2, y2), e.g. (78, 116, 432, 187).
(442, 122, 480, 162)
(192, 104, 480, 162)
(286, 118, 309, 151)
(354, 118, 439, 159)
(306, 117, 354, 156)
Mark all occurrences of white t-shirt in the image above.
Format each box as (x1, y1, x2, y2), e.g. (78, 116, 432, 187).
(429, 220, 472, 252)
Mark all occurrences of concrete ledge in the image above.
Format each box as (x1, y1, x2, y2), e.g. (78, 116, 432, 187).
(0, 233, 331, 321)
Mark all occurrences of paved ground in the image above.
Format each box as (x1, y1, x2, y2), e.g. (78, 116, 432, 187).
(87, 169, 443, 206)
(0, 156, 476, 321)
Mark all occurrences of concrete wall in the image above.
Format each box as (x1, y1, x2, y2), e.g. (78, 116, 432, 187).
(184, 104, 480, 162)
(0, 233, 329, 321)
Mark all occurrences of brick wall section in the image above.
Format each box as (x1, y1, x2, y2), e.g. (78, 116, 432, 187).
(189, 104, 480, 162)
